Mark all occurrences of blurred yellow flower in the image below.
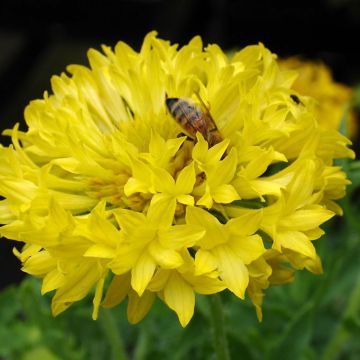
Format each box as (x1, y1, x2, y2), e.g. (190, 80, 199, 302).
(0, 32, 355, 326)
(279, 57, 358, 138)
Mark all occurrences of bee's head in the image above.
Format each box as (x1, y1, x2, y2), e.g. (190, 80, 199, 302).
(165, 97, 179, 112)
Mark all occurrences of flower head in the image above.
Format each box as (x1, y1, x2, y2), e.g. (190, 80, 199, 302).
(0, 32, 354, 326)
(279, 57, 358, 138)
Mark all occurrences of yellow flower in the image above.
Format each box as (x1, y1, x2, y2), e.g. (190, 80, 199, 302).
(0, 32, 354, 326)
(279, 57, 358, 138)
(186, 207, 265, 299)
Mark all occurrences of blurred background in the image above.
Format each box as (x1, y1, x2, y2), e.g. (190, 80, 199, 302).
(0, 1, 359, 359)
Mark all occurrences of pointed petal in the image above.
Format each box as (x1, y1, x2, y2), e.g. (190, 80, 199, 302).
(232, 175, 261, 199)
(186, 206, 226, 248)
(148, 269, 170, 292)
(229, 234, 265, 264)
(42, 269, 65, 294)
(149, 240, 184, 269)
(212, 184, 239, 204)
(192, 133, 209, 165)
(148, 194, 176, 227)
(127, 289, 156, 324)
(148, 130, 166, 156)
(243, 148, 286, 179)
(277, 231, 316, 258)
(102, 273, 131, 308)
(124, 177, 150, 196)
(226, 209, 262, 236)
(208, 138, 230, 162)
(164, 272, 195, 327)
(113, 209, 146, 232)
(280, 206, 334, 231)
(194, 249, 218, 275)
(250, 179, 282, 197)
(159, 224, 205, 249)
(176, 162, 196, 194)
(305, 254, 323, 275)
(124, 159, 154, 196)
(131, 252, 157, 296)
(286, 160, 315, 211)
(88, 206, 120, 247)
(153, 167, 176, 193)
(190, 275, 226, 295)
(92, 276, 105, 320)
(84, 244, 115, 258)
(214, 245, 249, 299)
(209, 147, 237, 185)
(21, 250, 55, 276)
(196, 191, 213, 208)
(177, 194, 194, 206)
(51, 261, 104, 316)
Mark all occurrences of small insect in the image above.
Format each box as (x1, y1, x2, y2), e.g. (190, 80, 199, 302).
(290, 94, 302, 105)
(165, 94, 223, 147)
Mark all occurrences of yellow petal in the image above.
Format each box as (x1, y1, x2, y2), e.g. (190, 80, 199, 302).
(186, 206, 226, 248)
(153, 167, 176, 193)
(92, 276, 106, 320)
(42, 269, 65, 294)
(212, 184, 239, 204)
(164, 272, 195, 327)
(113, 208, 146, 231)
(149, 240, 184, 269)
(176, 194, 194, 206)
(190, 275, 225, 295)
(131, 252, 157, 296)
(102, 273, 131, 308)
(209, 147, 237, 185)
(229, 234, 265, 264)
(276, 231, 316, 259)
(214, 245, 249, 299)
(196, 191, 213, 208)
(226, 209, 262, 236)
(176, 162, 195, 194)
(148, 194, 176, 227)
(159, 224, 205, 249)
(84, 244, 114, 258)
(21, 250, 55, 276)
(280, 206, 334, 231)
(148, 269, 170, 292)
(51, 260, 105, 316)
(286, 159, 315, 211)
(194, 249, 218, 275)
(127, 289, 156, 324)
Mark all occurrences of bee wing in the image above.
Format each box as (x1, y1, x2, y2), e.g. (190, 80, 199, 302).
(194, 93, 219, 131)
(174, 100, 206, 138)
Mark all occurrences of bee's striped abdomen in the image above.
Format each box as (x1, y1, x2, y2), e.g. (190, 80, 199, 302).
(165, 96, 223, 147)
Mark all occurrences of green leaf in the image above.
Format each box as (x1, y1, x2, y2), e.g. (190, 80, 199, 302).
(268, 302, 314, 360)
(337, 107, 349, 137)
(22, 347, 61, 360)
(231, 199, 267, 209)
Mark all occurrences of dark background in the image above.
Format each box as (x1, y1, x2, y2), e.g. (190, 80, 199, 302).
(1, 0, 360, 289)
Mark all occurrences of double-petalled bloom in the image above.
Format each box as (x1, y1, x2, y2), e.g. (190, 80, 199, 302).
(0, 32, 354, 326)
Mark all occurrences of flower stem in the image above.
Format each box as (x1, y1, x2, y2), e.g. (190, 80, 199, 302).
(99, 308, 128, 360)
(208, 294, 231, 360)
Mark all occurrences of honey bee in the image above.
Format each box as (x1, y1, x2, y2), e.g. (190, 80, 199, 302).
(165, 94, 223, 147)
